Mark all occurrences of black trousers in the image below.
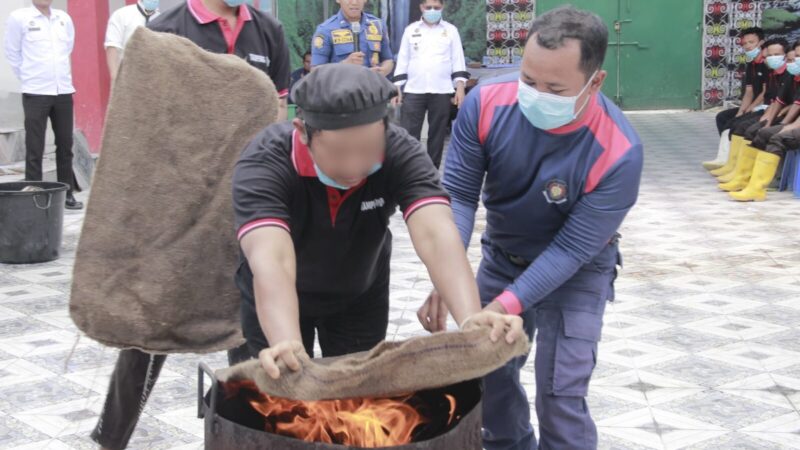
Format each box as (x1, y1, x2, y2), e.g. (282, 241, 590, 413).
(22, 93, 76, 190)
(91, 349, 167, 450)
(401, 93, 453, 168)
(238, 268, 391, 359)
(716, 107, 739, 135)
(91, 343, 252, 450)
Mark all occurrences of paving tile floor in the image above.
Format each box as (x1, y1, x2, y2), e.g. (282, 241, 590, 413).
(1, 111, 800, 449)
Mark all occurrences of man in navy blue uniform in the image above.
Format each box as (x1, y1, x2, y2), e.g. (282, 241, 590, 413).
(417, 6, 643, 449)
(311, 0, 394, 77)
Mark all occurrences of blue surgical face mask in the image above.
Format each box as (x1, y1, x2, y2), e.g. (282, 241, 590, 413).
(766, 55, 786, 70)
(141, 0, 159, 11)
(787, 60, 800, 76)
(744, 47, 761, 62)
(422, 9, 442, 23)
(223, 0, 247, 7)
(314, 162, 381, 190)
(517, 71, 597, 131)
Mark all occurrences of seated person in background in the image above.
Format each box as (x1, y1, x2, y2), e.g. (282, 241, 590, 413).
(729, 41, 800, 202)
(288, 51, 311, 105)
(711, 38, 790, 181)
(716, 27, 767, 134)
(704, 27, 766, 170)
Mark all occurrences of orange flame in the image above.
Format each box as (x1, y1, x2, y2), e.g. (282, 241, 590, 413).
(225, 380, 457, 448)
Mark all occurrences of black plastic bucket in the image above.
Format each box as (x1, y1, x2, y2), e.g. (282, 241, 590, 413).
(0, 181, 69, 264)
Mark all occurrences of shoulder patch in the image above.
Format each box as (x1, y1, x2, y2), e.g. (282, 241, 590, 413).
(314, 35, 324, 48)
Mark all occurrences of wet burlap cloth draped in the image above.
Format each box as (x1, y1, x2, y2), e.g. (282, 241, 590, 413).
(218, 324, 531, 400)
(69, 27, 278, 353)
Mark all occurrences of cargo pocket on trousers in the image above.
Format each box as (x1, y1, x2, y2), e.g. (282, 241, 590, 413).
(551, 309, 603, 397)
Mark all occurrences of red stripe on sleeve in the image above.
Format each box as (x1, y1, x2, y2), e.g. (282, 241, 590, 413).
(237, 218, 290, 240)
(403, 196, 450, 221)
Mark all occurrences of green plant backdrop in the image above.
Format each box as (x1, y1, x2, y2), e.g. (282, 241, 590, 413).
(443, 0, 487, 63)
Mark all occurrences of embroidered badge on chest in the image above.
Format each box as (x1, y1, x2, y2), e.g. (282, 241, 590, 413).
(543, 180, 568, 204)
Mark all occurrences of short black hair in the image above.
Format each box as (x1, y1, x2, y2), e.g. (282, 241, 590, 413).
(419, 0, 443, 4)
(794, 40, 800, 50)
(740, 27, 765, 41)
(304, 117, 390, 147)
(527, 5, 608, 78)
(764, 37, 790, 53)
(303, 51, 312, 59)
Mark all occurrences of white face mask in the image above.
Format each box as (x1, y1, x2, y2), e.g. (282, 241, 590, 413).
(517, 71, 597, 130)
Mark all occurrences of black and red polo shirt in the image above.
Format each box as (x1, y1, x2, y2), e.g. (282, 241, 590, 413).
(233, 122, 449, 304)
(765, 64, 790, 105)
(148, 0, 290, 98)
(776, 72, 800, 107)
(743, 54, 767, 99)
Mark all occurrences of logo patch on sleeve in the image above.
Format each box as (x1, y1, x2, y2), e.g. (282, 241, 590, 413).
(543, 180, 568, 204)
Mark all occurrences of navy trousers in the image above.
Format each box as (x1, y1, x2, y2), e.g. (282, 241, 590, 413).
(478, 242, 616, 450)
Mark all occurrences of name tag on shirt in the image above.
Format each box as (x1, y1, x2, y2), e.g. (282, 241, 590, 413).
(249, 53, 270, 66)
(331, 29, 353, 45)
(28, 27, 41, 32)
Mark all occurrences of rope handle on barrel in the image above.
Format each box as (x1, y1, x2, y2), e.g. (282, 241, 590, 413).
(32, 192, 52, 210)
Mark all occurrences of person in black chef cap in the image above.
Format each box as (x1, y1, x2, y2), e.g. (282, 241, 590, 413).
(232, 63, 524, 377)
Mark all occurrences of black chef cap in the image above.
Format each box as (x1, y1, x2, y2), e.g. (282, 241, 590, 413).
(292, 64, 398, 130)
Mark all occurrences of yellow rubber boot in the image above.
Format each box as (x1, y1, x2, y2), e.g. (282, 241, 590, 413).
(703, 130, 731, 171)
(718, 143, 757, 191)
(710, 135, 743, 176)
(717, 140, 755, 183)
(730, 151, 781, 201)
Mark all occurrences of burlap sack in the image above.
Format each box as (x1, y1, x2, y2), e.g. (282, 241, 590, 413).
(218, 324, 531, 400)
(69, 28, 278, 353)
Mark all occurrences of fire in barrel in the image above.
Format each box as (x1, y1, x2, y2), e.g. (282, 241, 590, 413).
(221, 379, 469, 448)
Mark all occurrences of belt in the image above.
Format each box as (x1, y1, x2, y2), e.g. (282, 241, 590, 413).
(487, 233, 622, 269)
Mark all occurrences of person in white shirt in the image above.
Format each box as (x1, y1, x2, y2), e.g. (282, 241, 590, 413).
(105, 0, 160, 82)
(393, 0, 468, 168)
(4, 0, 82, 209)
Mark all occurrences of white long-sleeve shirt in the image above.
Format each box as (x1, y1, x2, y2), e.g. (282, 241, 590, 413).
(105, 3, 160, 58)
(393, 19, 468, 95)
(4, 7, 75, 95)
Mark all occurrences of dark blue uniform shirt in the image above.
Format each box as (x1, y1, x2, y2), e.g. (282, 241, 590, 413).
(311, 10, 392, 69)
(443, 73, 644, 313)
